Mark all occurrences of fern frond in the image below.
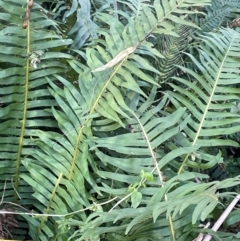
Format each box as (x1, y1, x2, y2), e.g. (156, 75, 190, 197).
(168, 28, 240, 174)
(67, 0, 98, 48)
(24, 2, 212, 238)
(192, 0, 240, 36)
(0, 0, 72, 238)
(117, 0, 152, 17)
(157, 24, 190, 82)
(192, 4, 231, 35)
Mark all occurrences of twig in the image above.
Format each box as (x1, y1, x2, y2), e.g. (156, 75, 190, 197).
(131, 112, 176, 240)
(11, 178, 21, 200)
(22, 0, 34, 28)
(108, 192, 132, 212)
(0, 197, 117, 218)
(0, 180, 7, 205)
(193, 222, 210, 241)
(131, 111, 165, 187)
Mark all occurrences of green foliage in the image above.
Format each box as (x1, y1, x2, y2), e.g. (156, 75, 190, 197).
(1, 0, 240, 241)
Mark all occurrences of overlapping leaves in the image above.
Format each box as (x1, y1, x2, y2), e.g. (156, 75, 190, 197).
(168, 28, 240, 173)
(2, 0, 240, 241)
(0, 0, 72, 238)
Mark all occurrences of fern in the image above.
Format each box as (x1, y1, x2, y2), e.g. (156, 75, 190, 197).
(169, 28, 240, 161)
(1, 0, 240, 240)
(191, 0, 240, 36)
(117, 0, 152, 17)
(157, 24, 190, 83)
(66, 0, 98, 49)
(0, 0, 72, 238)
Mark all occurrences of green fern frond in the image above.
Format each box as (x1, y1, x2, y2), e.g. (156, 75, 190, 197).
(168, 28, 240, 173)
(21, 2, 212, 239)
(0, 0, 72, 238)
(192, 4, 231, 35)
(3, 1, 239, 240)
(157, 24, 190, 82)
(66, 0, 98, 48)
(191, 0, 240, 36)
(117, 0, 152, 17)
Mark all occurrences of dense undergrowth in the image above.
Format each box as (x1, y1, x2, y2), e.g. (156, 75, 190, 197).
(1, 0, 240, 240)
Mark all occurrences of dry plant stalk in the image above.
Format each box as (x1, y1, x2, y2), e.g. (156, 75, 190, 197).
(228, 18, 240, 29)
(91, 46, 136, 72)
(22, 0, 34, 28)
